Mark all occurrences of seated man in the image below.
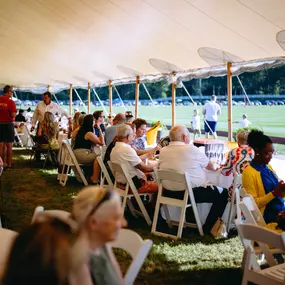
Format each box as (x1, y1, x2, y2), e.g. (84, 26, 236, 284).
(158, 125, 228, 234)
(110, 124, 158, 193)
(105, 113, 126, 146)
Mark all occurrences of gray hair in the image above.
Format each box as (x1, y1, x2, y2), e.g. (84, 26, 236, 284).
(116, 124, 133, 140)
(169, 125, 189, 141)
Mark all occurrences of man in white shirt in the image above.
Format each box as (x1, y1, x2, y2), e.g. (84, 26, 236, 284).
(158, 125, 228, 234)
(105, 113, 126, 146)
(110, 124, 158, 193)
(202, 95, 221, 139)
(239, 114, 252, 128)
(31, 91, 69, 130)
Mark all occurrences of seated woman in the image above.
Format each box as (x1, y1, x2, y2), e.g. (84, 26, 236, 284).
(73, 114, 104, 183)
(68, 111, 81, 139)
(132, 118, 160, 155)
(242, 130, 285, 223)
(1, 217, 91, 285)
(37, 111, 59, 150)
(221, 130, 254, 200)
(72, 186, 126, 285)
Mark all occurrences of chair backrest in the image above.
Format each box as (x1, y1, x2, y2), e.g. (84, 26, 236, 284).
(236, 220, 285, 269)
(97, 156, 114, 189)
(0, 228, 18, 276)
(239, 194, 266, 227)
(110, 229, 153, 285)
(61, 139, 78, 164)
(155, 169, 187, 190)
(31, 206, 71, 224)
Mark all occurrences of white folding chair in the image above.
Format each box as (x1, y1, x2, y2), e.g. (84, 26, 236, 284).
(238, 195, 284, 267)
(111, 162, 152, 226)
(0, 228, 18, 277)
(14, 128, 24, 147)
(110, 229, 153, 285)
(236, 221, 285, 285)
(97, 156, 114, 190)
(31, 206, 71, 224)
(226, 173, 242, 232)
(58, 140, 88, 186)
(152, 170, 204, 239)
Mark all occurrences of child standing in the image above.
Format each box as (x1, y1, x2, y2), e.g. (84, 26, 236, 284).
(191, 109, 201, 140)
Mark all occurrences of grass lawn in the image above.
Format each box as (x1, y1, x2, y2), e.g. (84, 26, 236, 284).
(1, 148, 244, 285)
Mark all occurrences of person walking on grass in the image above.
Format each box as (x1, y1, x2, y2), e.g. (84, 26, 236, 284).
(0, 85, 17, 168)
(202, 95, 221, 139)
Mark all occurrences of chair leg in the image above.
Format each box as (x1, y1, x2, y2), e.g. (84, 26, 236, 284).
(151, 199, 161, 234)
(227, 192, 235, 232)
(121, 195, 128, 213)
(163, 205, 173, 228)
(134, 193, 152, 226)
(177, 205, 186, 238)
(126, 199, 138, 217)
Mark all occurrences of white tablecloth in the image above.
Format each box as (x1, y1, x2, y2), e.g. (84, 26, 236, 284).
(161, 170, 233, 225)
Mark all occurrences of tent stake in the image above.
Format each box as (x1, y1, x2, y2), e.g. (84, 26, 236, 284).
(135, 76, 140, 118)
(227, 62, 233, 141)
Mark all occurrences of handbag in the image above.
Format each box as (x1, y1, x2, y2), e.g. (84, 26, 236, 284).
(210, 218, 228, 239)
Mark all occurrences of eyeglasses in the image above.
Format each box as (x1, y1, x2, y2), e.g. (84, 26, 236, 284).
(87, 190, 112, 218)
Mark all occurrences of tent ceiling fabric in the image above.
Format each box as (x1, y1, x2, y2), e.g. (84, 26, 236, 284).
(1, 0, 285, 90)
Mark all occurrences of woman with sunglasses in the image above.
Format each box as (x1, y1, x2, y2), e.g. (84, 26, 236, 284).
(72, 186, 126, 285)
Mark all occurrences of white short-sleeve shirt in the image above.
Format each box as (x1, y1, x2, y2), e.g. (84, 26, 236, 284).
(158, 141, 209, 189)
(239, 118, 251, 128)
(203, 101, 221, 122)
(110, 142, 144, 184)
(191, 115, 201, 130)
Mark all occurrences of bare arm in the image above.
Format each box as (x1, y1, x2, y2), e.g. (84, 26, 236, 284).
(37, 123, 43, 137)
(135, 161, 154, 173)
(85, 132, 104, 146)
(205, 161, 216, 171)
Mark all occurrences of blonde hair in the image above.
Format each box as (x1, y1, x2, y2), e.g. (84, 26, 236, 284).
(236, 130, 249, 145)
(72, 186, 121, 227)
(73, 112, 81, 129)
(42, 112, 58, 139)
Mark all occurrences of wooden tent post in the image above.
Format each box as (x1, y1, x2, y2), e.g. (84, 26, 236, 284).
(227, 62, 233, 141)
(172, 73, 176, 127)
(135, 76, 140, 119)
(108, 80, 112, 115)
(47, 85, 50, 92)
(69, 84, 73, 115)
(87, 82, 91, 114)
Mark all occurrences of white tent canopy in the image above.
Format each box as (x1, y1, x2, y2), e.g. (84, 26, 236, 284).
(1, 0, 285, 89)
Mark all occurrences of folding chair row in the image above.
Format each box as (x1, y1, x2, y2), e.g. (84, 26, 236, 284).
(100, 157, 204, 238)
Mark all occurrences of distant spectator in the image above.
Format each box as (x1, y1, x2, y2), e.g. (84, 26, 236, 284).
(25, 107, 33, 123)
(125, 111, 133, 123)
(31, 92, 69, 131)
(0, 85, 17, 168)
(93, 110, 106, 137)
(15, 109, 26, 122)
(105, 113, 125, 146)
(191, 109, 201, 140)
(239, 114, 252, 128)
(202, 95, 221, 139)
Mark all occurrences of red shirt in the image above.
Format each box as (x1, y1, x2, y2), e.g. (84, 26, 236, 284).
(0, 95, 17, 123)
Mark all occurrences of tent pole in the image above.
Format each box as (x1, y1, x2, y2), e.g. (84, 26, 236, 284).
(87, 82, 91, 114)
(108, 80, 112, 115)
(69, 84, 73, 115)
(227, 62, 233, 141)
(135, 76, 140, 118)
(113, 86, 127, 110)
(172, 73, 176, 127)
(47, 85, 50, 92)
(236, 75, 251, 105)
